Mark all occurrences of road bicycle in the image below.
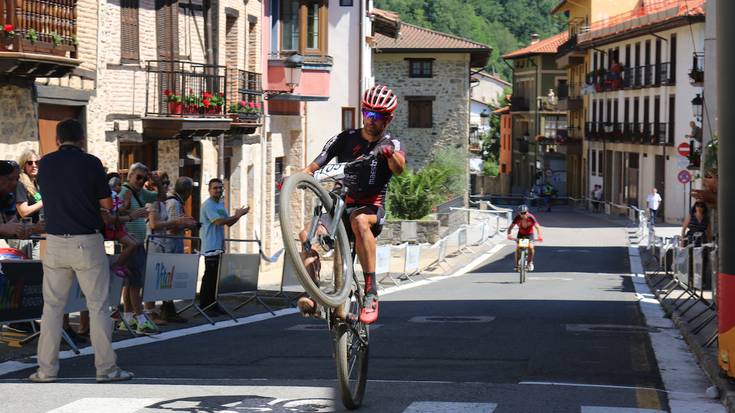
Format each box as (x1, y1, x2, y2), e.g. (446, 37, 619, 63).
(278, 155, 373, 410)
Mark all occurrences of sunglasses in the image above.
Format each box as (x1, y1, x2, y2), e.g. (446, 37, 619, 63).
(26, 160, 38, 166)
(362, 110, 388, 121)
(520, 212, 528, 215)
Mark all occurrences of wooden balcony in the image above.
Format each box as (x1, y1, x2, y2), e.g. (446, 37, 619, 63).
(142, 60, 232, 140)
(0, 0, 81, 77)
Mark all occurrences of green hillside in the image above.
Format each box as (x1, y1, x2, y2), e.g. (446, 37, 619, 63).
(374, 0, 565, 80)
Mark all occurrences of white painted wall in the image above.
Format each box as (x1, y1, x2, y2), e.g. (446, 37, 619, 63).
(583, 22, 706, 222)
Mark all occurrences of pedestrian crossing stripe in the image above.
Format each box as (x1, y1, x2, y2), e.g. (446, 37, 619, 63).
(402, 402, 498, 412)
(47, 398, 162, 413)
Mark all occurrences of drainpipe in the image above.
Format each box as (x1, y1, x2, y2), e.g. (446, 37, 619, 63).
(717, 0, 735, 378)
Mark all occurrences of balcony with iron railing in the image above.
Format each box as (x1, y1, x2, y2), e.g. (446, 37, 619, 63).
(689, 52, 704, 86)
(143, 60, 232, 139)
(0, 0, 80, 77)
(585, 121, 671, 145)
(226, 69, 263, 131)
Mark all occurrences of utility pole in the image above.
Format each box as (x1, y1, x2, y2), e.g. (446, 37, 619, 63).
(717, 0, 735, 378)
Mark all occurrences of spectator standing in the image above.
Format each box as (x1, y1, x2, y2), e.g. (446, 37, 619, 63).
(199, 178, 249, 313)
(117, 163, 159, 333)
(146, 173, 197, 323)
(160, 176, 198, 322)
(646, 187, 663, 226)
(13, 150, 44, 259)
(0, 161, 27, 239)
(32, 119, 133, 383)
(680, 201, 710, 247)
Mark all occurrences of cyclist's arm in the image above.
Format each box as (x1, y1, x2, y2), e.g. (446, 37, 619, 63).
(506, 220, 516, 236)
(534, 223, 542, 239)
(387, 150, 406, 175)
(304, 134, 342, 175)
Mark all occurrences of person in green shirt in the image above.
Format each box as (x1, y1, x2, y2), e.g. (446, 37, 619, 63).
(118, 163, 160, 334)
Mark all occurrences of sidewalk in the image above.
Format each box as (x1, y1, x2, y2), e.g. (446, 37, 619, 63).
(0, 234, 503, 366)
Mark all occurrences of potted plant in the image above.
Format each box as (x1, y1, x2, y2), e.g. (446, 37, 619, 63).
(183, 89, 202, 114)
(26, 28, 38, 43)
(2, 24, 14, 50)
(237, 100, 262, 121)
(164, 89, 182, 115)
(208, 92, 225, 115)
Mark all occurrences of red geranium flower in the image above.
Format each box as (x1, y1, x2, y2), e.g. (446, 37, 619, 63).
(254, 102, 261, 109)
(219, 92, 225, 97)
(4, 24, 14, 33)
(202, 99, 211, 108)
(239, 100, 247, 107)
(164, 89, 172, 96)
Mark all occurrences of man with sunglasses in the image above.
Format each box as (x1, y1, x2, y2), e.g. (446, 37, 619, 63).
(0, 160, 32, 239)
(297, 85, 405, 325)
(507, 204, 543, 272)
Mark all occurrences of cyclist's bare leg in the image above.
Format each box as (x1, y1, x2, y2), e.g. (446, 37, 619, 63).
(351, 211, 378, 290)
(528, 243, 535, 264)
(298, 226, 324, 281)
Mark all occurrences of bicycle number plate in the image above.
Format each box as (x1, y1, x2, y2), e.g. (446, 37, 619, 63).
(517, 239, 530, 248)
(313, 163, 346, 182)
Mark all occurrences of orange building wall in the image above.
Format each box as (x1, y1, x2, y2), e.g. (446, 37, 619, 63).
(499, 114, 513, 175)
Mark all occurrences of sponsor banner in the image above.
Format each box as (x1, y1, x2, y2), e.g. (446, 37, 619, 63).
(0, 260, 44, 323)
(375, 245, 391, 275)
(217, 253, 260, 295)
(404, 245, 421, 275)
(64, 273, 125, 314)
(143, 252, 200, 302)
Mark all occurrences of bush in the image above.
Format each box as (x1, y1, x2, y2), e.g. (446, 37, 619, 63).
(386, 148, 468, 220)
(386, 169, 445, 220)
(482, 157, 499, 177)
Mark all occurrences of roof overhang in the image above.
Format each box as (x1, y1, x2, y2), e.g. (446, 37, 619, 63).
(377, 48, 492, 67)
(370, 9, 401, 39)
(578, 15, 705, 49)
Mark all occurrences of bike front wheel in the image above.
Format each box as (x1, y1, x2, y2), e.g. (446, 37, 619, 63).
(519, 250, 527, 283)
(279, 172, 353, 308)
(334, 290, 369, 410)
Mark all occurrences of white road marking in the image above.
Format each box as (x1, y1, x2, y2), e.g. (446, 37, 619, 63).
(408, 316, 495, 324)
(581, 407, 665, 413)
(47, 398, 163, 413)
(565, 324, 654, 333)
(402, 401, 497, 413)
(287, 323, 383, 331)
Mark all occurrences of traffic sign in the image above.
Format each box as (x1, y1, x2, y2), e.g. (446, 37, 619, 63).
(677, 142, 691, 157)
(678, 170, 692, 185)
(676, 156, 690, 168)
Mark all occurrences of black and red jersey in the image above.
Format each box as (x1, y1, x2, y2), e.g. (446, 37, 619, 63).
(512, 213, 538, 236)
(312, 129, 403, 206)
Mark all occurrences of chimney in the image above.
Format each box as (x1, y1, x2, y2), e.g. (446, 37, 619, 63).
(530, 33, 540, 44)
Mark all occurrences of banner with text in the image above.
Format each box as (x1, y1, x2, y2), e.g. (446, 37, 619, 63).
(143, 252, 200, 301)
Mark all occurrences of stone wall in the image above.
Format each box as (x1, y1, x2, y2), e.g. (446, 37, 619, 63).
(0, 85, 39, 162)
(374, 52, 471, 170)
(378, 219, 441, 245)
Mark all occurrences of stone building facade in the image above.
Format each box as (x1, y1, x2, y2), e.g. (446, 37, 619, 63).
(373, 23, 491, 170)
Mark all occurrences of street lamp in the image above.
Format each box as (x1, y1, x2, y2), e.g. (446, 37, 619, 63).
(284, 53, 304, 92)
(691, 93, 703, 122)
(264, 53, 304, 100)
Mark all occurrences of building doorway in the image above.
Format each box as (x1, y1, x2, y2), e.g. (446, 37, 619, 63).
(38, 104, 83, 156)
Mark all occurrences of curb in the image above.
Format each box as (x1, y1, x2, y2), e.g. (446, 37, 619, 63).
(641, 247, 735, 413)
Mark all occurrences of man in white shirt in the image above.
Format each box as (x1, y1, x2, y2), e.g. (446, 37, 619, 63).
(646, 187, 663, 226)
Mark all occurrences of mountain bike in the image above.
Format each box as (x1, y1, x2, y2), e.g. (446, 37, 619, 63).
(279, 156, 373, 410)
(509, 236, 539, 283)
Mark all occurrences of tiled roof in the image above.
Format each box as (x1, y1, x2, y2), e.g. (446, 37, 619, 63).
(370, 8, 401, 39)
(578, 0, 705, 45)
(374, 21, 492, 67)
(502, 32, 569, 59)
(474, 70, 512, 86)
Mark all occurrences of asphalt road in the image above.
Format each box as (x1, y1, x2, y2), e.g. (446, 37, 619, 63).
(0, 211, 678, 413)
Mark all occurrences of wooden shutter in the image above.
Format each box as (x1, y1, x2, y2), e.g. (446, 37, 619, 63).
(408, 100, 432, 128)
(120, 0, 140, 61)
(156, 0, 179, 60)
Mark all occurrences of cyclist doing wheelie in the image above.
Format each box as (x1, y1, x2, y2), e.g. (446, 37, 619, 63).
(296, 84, 406, 325)
(507, 205, 543, 271)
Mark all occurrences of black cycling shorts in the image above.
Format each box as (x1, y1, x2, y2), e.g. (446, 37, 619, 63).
(517, 232, 535, 240)
(319, 204, 386, 241)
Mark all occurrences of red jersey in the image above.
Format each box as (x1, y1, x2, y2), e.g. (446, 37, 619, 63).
(512, 213, 538, 236)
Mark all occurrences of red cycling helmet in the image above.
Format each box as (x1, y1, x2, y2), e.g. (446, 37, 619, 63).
(362, 84, 398, 114)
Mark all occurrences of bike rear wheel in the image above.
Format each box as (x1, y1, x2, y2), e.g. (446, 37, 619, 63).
(279, 172, 352, 308)
(334, 287, 369, 410)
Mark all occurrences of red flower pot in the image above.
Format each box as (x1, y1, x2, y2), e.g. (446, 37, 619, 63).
(167, 101, 182, 115)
